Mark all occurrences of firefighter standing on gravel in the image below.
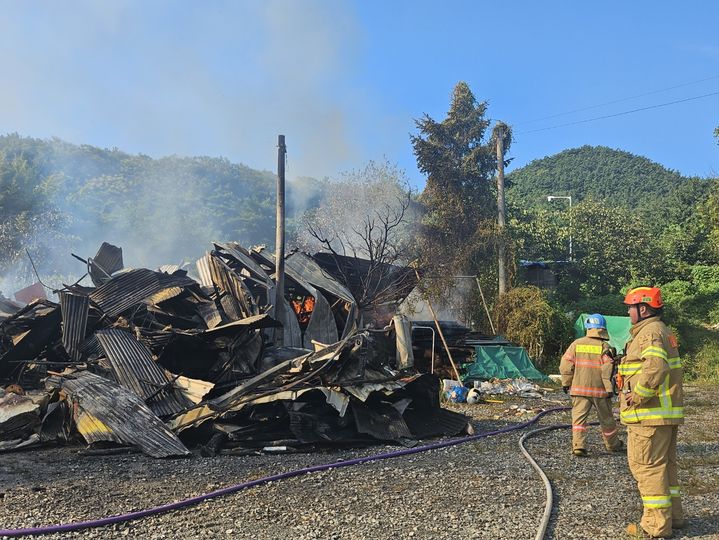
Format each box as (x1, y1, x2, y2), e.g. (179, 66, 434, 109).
(620, 287, 685, 538)
(559, 313, 623, 457)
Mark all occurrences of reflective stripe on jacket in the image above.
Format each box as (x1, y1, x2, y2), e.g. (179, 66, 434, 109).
(559, 334, 613, 398)
(619, 316, 684, 426)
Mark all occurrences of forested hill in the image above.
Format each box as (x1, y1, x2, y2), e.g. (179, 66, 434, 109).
(0, 134, 326, 275)
(506, 145, 712, 221)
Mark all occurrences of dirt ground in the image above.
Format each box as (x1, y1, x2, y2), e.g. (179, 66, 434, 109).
(1, 385, 717, 539)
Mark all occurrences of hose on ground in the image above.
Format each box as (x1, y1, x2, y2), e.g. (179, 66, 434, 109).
(0, 406, 571, 538)
(519, 424, 571, 540)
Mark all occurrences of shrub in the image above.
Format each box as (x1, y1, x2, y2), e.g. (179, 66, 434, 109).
(494, 286, 573, 368)
(690, 265, 719, 294)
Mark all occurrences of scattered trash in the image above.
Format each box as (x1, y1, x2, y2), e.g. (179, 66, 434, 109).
(472, 378, 546, 399)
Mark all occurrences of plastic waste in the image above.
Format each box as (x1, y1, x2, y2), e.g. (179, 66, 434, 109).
(445, 384, 469, 403)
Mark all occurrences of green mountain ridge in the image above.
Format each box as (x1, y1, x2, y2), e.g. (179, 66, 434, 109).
(507, 145, 713, 222)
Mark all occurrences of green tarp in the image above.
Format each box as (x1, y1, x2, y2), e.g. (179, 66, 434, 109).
(574, 313, 632, 354)
(462, 345, 548, 382)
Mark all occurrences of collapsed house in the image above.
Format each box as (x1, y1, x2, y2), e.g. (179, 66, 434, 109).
(0, 242, 470, 457)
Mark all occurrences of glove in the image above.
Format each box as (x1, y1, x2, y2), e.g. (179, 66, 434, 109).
(562, 386, 570, 394)
(606, 390, 615, 398)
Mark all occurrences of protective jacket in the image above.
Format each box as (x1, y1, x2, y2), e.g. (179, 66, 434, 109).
(619, 316, 684, 425)
(559, 330, 614, 398)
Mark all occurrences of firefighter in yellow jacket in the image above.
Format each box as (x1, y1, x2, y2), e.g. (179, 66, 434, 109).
(560, 313, 623, 457)
(620, 287, 685, 538)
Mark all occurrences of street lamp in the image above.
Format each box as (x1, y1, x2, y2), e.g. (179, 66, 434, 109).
(547, 195, 573, 261)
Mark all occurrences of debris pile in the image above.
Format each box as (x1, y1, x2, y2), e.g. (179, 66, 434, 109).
(0, 242, 470, 457)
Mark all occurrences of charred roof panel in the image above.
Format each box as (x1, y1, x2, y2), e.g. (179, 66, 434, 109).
(89, 242, 123, 286)
(286, 252, 356, 304)
(96, 329, 191, 417)
(59, 292, 90, 362)
(47, 371, 189, 458)
(89, 269, 162, 318)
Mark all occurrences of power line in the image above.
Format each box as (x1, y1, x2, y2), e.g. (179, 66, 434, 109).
(516, 74, 719, 125)
(517, 90, 719, 135)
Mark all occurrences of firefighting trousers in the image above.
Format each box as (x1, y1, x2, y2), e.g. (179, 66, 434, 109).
(627, 425, 683, 538)
(570, 396, 620, 451)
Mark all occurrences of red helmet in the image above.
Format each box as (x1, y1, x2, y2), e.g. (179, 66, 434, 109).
(623, 286, 663, 308)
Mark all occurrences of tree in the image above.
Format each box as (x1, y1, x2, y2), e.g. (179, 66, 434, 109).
(0, 150, 72, 281)
(512, 198, 669, 301)
(410, 82, 509, 328)
(297, 160, 417, 311)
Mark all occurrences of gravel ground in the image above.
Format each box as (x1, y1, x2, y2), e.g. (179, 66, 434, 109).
(1, 386, 718, 539)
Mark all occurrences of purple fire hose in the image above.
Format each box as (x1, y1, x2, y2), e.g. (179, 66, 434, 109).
(0, 406, 571, 537)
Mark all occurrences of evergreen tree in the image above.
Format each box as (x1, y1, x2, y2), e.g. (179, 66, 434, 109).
(411, 82, 509, 327)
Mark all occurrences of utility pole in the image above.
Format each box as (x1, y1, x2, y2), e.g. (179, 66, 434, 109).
(275, 135, 286, 345)
(494, 122, 507, 296)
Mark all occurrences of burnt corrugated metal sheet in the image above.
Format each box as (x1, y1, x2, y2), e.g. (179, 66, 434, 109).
(136, 329, 174, 353)
(207, 254, 253, 320)
(89, 242, 123, 286)
(0, 302, 61, 379)
(157, 271, 198, 289)
(312, 252, 418, 306)
(89, 269, 162, 318)
(145, 286, 183, 305)
(197, 301, 222, 329)
(352, 399, 412, 441)
(59, 292, 90, 362)
(195, 254, 213, 287)
(47, 371, 189, 458)
(286, 252, 356, 303)
(215, 242, 274, 286)
(0, 295, 22, 320)
(78, 333, 103, 358)
(158, 264, 180, 274)
(403, 407, 470, 439)
(252, 250, 336, 348)
(96, 329, 192, 417)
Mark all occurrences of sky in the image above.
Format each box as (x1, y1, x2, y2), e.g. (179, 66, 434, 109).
(1, 0, 718, 188)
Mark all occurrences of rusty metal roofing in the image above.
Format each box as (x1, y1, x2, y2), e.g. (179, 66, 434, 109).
(14, 282, 47, 304)
(96, 329, 192, 417)
(59, 292, 90, 362)
(89, 269, 163, 318)
(47, 371, 189, 458)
